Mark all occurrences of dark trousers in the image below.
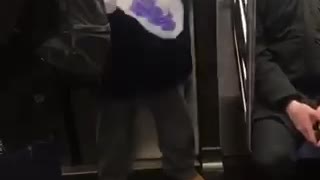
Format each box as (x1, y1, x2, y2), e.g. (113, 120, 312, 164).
(0, 142, 62, 180)
(252, 116, 303, 180)
(33, 60, 99, 165)
(97, 86, 197, 180)
(252, 92, 320, 180)
(0, 57, 62, 179)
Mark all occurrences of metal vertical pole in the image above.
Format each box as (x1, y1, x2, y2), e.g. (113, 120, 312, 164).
(246, 0, 256, 152)
(217, 0, 248, 156)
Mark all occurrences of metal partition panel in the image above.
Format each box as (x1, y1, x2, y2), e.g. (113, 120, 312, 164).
(232, 0, 256, 152)
(193, 0, 220, 163)
(216, 0, 249, 156)
(188, 0, 200, 157)
(134, 108, 161, 160)
(246, 0, 256, 152)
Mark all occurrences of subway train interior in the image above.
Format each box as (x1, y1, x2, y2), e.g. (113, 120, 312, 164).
(1, 0, 320, 179)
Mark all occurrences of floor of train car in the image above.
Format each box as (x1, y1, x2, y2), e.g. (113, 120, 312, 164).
(64, 170, 224, 180)
(63, 159, 320, 180)
(63, 169, 320, 180)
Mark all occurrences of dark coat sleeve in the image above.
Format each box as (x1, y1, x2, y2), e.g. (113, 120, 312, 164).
(255, 0, 304, 108)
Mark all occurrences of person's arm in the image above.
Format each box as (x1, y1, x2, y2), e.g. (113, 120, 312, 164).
(255, 0, 304, 110)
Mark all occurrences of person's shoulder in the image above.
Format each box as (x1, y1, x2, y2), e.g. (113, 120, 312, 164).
(305, 0, 320, 30)
(258, 0, 300, 11)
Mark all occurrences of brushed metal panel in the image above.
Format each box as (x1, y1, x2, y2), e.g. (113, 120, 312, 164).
(216, 0, 249, 156)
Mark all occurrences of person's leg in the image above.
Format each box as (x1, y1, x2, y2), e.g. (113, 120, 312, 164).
(252, 117, 302, 180)
(97, 96, 136, 180)
(144, 87, 201, 180)
(70, 82, 100, 164)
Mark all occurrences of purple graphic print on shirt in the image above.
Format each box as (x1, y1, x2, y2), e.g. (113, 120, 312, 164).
(130, 0, 176, 31)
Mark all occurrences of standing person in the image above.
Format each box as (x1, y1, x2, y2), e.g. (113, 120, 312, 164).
(252, 0, 320, 179)
(0, 0, 62, 179)
(37, 0, 110, 165)
(97, 1, 205, 180)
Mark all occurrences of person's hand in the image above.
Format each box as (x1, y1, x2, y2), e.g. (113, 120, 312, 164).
(317, 106, 320, 118)
(316, 106, 320, 146)
(286, 100, 320, 146)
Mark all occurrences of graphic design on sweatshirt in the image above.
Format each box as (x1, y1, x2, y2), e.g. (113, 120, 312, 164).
(130, 0, 176, 31)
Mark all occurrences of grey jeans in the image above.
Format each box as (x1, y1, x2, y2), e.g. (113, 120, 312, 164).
(252, 116, 303, 180)
(97, 86, 197, 180)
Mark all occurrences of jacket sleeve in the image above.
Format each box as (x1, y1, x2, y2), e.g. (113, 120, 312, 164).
(255, 0, 304, 108)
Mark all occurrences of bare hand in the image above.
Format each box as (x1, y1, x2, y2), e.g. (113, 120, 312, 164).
(316, 106, 320, 146)
(286, 100, 320, 146)
(317, 106, 320, 118)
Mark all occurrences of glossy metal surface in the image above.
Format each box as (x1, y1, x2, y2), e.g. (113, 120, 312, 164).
(217, 0, 255, 156)
(246, 0, 256, 152)
(232, 0, 256, 152)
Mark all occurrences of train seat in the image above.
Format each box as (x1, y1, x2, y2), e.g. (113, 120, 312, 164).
(298, 142, 320, 159)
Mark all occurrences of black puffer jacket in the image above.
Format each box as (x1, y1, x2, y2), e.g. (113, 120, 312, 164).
(104, 1, 193, 98)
